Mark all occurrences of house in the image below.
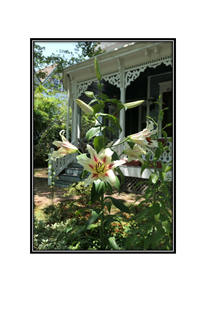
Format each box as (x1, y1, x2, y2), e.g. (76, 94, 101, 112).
(48, 40, 174, 193)
(34, 69, 41, 87)
(36, 63, 67, 100)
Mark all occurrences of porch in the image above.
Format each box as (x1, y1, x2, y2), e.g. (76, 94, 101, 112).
(48, 41, 173, 193)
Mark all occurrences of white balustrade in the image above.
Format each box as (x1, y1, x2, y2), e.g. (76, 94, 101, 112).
(48, 138, 172, 185)
(48, 140, 77, 185)
(113, 139, 172, 164)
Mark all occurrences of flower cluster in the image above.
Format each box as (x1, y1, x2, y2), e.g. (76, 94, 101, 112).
(123, 121, 158, 162)
(51, 130, 78, 160)
(77, 145, 126, 187)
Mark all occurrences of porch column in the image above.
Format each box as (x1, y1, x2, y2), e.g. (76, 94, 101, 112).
(118, 58, 126, 141)
(66, 75, 71, 141)
(77, 106, 81, 140)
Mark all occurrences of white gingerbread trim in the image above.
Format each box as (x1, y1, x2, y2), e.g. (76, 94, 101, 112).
(125, 55, 172, 87)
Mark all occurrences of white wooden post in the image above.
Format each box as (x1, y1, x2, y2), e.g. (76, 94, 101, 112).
(72, 79, 78, 162)
(48, 148, 54, 186)
(147, 76, 150, 119)
(118, 58, 126, 157)
(77, 106, 81, 140)
(73, 81, 78, 146)
(66, 76, 71, 141)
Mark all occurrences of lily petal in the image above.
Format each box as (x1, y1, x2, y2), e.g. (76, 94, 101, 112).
(99, 170, 116, 186)
(84, 174, 99, 187)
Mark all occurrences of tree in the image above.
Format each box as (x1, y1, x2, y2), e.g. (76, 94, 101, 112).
(33, 41, 105, 166)
(34, 86, 68, 167)
(33, 42, 105, 79)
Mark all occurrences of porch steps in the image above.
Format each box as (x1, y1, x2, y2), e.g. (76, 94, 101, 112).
(54, 162, 88, 188)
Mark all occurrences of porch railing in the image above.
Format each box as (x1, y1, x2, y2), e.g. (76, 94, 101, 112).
(113, 139, 172, 164)
(48, 138, 172, 185)
(48, 139, 76, 186)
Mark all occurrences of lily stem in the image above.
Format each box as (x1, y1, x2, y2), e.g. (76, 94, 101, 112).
(111, 136, 130, 148)
(100, 193, 105, 250)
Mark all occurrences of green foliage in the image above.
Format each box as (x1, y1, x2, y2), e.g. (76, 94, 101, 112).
(34, 42, 105, 77)
(124, 105, 173, 250)
(105, 196, 130, 214)
(34, 57, 173, 251)
(34, 89, 68, 166)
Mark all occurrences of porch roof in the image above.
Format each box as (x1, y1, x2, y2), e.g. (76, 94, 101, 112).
(62, 41, 173, 91)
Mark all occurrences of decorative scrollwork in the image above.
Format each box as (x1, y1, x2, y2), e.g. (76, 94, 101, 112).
(125, 67, 146, 87)
(77, 81, 92, 98)
(125, 55, 172, 87)
(103, 73, 120, 88)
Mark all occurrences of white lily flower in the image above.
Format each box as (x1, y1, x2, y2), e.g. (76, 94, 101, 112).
(51, 130, 78, 160)
(129, 121, 158, 149)
(76, 145, 126, 187)
(123, 145, 146, 163)
(76, 99, 94, 115)
(124, 100, 144, 109)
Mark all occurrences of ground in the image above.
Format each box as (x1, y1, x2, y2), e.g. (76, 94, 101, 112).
(34, 168, 140, 218)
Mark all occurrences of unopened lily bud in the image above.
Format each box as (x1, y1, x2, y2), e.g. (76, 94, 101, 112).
(94, 57, 102, 80)
(76, 99, 94, 115)
(85, 91, 94, 98)
(124, 100, 144, 109)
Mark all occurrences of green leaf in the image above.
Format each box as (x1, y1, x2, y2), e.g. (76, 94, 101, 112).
(107, 98, 120, 104)
(86, 224, 99, 230)
(166, 165, 172, 173)
(91, 180, 105, 203)
(94, 57, 102, 80)
(144, 236, 153, 250)
(105, 182, 112, 193)
(115, 167, 125, 184)
(94, 136, 104, 153)
(97, 113, 122, 132)
(154, 213, 160, 224)
(153, 225, 166, 245)
(144, 188, 152, 202)
(104, 216, 117, 227)
(155, 147, 163, 159)
(105, 126, 117, 135)
(162, 130, 167, 139)
(161, 163, 169, 172)
(106, 196, 130, 213)
(65, 226, 73, 233)
(92, 103, 104, 113)
(115, 175, 121, 192)
(85, 210, 100, 229)
(109, 237, 120, 250)
(71, 226, 85, 241)
(96, 93, 109, 101)
(127, 139, 135, 149)
(152, 202, 160, 215)
(162, 172, 166, 181)
(162, 220, 171, 236)
(88, 98, 98, 105)
(111, 150, 119, 161)
(116, 102, 125, 112)
(140, 163, 146, 176)
(80, 169, 89, 180)
(137, 208, 149, 221)
(86, 126, 105, 141)
(150, 173, 159, 184)
(104, 201, 112, 214)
